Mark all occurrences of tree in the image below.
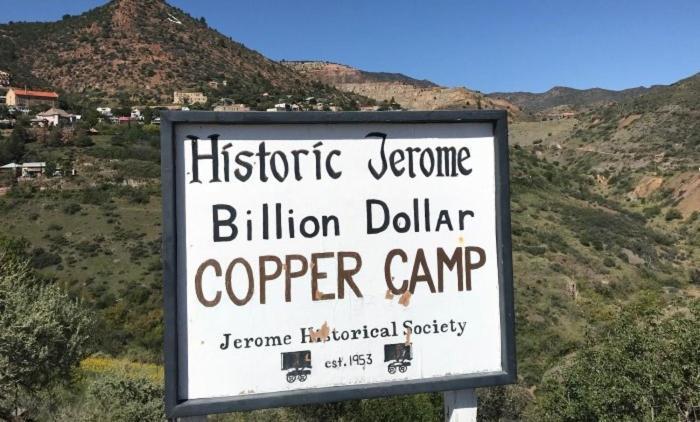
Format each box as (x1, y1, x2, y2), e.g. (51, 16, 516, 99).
(531, 300, 700, 421)
(47, 126, 63, 146)
(142, 107, 154, 125)
(0, 122, 29, 163)
(80, 108, 101, 128)
(72, 129, 94, 147)
(112, 106, 131, 117)
(44, 161, 57, 177)
(0, 238, 94, 418)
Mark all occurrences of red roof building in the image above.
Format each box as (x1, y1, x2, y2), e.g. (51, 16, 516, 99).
(6, 88, 59, 107)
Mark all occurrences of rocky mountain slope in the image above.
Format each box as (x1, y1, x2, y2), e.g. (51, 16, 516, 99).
(510, 72, 700, 219)
(489, 85, 651, 113)
(284, 60, 520, 115)
(0, 0, 364, 108)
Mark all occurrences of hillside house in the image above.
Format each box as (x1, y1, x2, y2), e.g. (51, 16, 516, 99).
(97, 107, 112, 116)
(36, 108, 76, 126)
(173, 91, 207, 105)
(0, 162, 46, 178)
(6, 88, 59, 107)
(213, 104, 250, 112)
(545, 111, 577, 120)
(0, 70, 9, 87)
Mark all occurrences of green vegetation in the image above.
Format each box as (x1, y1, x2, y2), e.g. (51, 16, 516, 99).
(0, 237, 94, 419)
(1, 113, 696, 419)
(532, 297, 700, 421)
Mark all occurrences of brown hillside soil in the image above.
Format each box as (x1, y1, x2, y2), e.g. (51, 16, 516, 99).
(632, 175, 664, 199)
(668, 172, 700, 217)
(285, 61, 520, 116)
(617, 113, 642, 129)
(337, 81, 516, 112)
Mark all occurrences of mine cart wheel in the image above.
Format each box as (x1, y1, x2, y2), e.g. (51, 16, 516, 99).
(399, 364, 408, 373)
(388, 365, 396, 374)
(299, 374, 307, 382)
(286, 373, 296, 383)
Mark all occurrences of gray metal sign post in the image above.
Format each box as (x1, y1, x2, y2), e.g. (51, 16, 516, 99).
(444, 389, 478, 421)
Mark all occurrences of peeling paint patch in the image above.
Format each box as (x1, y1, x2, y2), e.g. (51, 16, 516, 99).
(385, 289, 395, 300)
(310, 321, 330, 342)
(405, 326, 412, 345)
(399, 291, 412, 307)
(458, 236, 464, 245)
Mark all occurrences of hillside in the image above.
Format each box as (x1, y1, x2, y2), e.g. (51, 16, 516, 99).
(1, 70, 698, 419)
(489, 85, 650, 113)
(0, 0, 365, 108)
(1, 116, 697, 419)
(284, 60, 521, 115)
(509, 72, 700, 220)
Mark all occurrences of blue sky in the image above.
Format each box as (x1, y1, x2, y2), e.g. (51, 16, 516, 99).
(2, 0, 699, 93)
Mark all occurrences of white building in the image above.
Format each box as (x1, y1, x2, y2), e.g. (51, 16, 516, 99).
(36, 108, 76, 126)
(213, 104, 250, 112)
(0, 162, 46, 178)
(174, 91, 208, 105)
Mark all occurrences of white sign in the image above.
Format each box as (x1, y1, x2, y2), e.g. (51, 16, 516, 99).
(162, 112, 515, 416)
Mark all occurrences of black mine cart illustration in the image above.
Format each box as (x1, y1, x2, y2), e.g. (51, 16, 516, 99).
(384, 343, 413, 374)
(281, 351, 312, 383)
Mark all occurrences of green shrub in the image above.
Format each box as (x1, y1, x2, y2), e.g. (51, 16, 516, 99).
(691, 268, 700, 284)
(642, 206, 661, 218)
(60, 371, 165, 422)
(531, 303, 700, 421)
(664, 208, 682, 221)
(0, 242, 93, 418)
(62, 202, 82, 215)
(30, 247, 62, 268)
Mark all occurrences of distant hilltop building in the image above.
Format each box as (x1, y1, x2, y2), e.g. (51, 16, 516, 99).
(213, 104, 250, 112)
(6, 88, 59, 107)
(0, 70, 10, 87)
(173, 91, 207, 105)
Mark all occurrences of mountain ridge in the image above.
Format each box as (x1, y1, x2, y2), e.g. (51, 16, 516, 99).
(488, 85, 653, 113)
(284, 60, 521, 115)
(0, 0, 366, 109)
